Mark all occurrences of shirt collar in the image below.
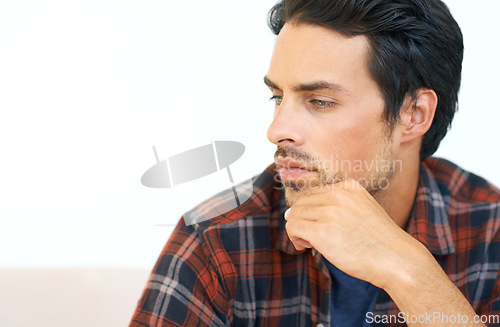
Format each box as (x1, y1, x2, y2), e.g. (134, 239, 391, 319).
(275, 186, 306, 256)
(273, 159, 456, 256)
(274, 187, 330, 281)
(406, 159, 456, 255)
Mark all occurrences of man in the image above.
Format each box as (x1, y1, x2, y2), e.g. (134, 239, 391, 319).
(130, 0, 500, 326)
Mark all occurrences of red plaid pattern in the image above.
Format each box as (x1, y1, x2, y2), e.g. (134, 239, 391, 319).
(130, 157, 500, 326)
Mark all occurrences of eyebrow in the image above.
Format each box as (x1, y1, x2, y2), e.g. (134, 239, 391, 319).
(263, 76, 348, 94)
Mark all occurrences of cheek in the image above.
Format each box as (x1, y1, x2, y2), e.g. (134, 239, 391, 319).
(321, 118, 382, 152)
(313, 116, 388, 173)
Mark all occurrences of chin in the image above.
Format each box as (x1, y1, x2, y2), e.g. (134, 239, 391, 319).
(280, 174, 333, 207)
(283, 185, 309, 207)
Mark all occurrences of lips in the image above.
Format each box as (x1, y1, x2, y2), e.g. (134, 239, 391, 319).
(275, 157, 316, 181)
(275, 158, 315, 171)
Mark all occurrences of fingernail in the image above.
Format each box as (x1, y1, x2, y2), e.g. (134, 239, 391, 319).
(284, 208, 290, 220)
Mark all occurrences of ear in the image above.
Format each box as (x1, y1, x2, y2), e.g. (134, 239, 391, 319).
(399, 88, 437, 143)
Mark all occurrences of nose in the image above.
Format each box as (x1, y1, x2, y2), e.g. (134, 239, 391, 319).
(266, 100, 304, 146)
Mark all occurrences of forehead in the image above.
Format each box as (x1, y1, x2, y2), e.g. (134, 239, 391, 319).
(266, 22, 376, 91)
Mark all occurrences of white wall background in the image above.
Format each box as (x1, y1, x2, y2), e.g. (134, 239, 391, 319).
(0, 0, 499, 270)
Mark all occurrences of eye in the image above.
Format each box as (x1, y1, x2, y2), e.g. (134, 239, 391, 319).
(310, 99, 335, 110)
(269, 95, 283, 106)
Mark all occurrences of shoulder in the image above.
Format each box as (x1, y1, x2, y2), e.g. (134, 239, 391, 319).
(183, 163, 282, 232)
(161, 163, 283, 259)
(424, 157, 500, 205)
(423, 157, 500, 252)
(420, 158, 500, 308)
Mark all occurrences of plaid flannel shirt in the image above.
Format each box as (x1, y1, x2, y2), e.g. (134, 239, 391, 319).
(130, 157, 500, 327)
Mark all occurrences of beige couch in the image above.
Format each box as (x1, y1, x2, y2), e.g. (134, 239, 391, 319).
(0, 269, 151, 327)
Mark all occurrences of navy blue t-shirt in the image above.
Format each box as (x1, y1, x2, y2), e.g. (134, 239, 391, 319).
(324, 258, 380, 327)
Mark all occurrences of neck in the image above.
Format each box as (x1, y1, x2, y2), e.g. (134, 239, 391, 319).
(373, 154, 421, 229)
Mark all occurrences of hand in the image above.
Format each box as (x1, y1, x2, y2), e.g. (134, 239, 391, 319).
(284, 179, 485, 326)
(284, 179, 432, 289)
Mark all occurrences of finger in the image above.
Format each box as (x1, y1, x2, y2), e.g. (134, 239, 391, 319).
(293, 184, 335, 204)
(292, 182, 350, 206)
(304, 178, 365, 196)
(333, 179, 383, 208)
(285, 205, 331, 222)
(285, 219, 316, 248)
(291, 238, 313, 251)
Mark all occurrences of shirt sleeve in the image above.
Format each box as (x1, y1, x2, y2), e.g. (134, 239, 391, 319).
(474, 222, 500, 326)
(129, 217, 232, 327)
(475, 270, 500, 326)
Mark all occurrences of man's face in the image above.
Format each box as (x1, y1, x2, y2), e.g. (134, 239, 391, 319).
(265, 23, 401, 206)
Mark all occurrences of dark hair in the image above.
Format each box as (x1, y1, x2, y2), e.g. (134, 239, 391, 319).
(268, 0, 463, 158)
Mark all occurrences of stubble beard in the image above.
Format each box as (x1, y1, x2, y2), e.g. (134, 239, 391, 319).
(276, 139, 395, 207)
